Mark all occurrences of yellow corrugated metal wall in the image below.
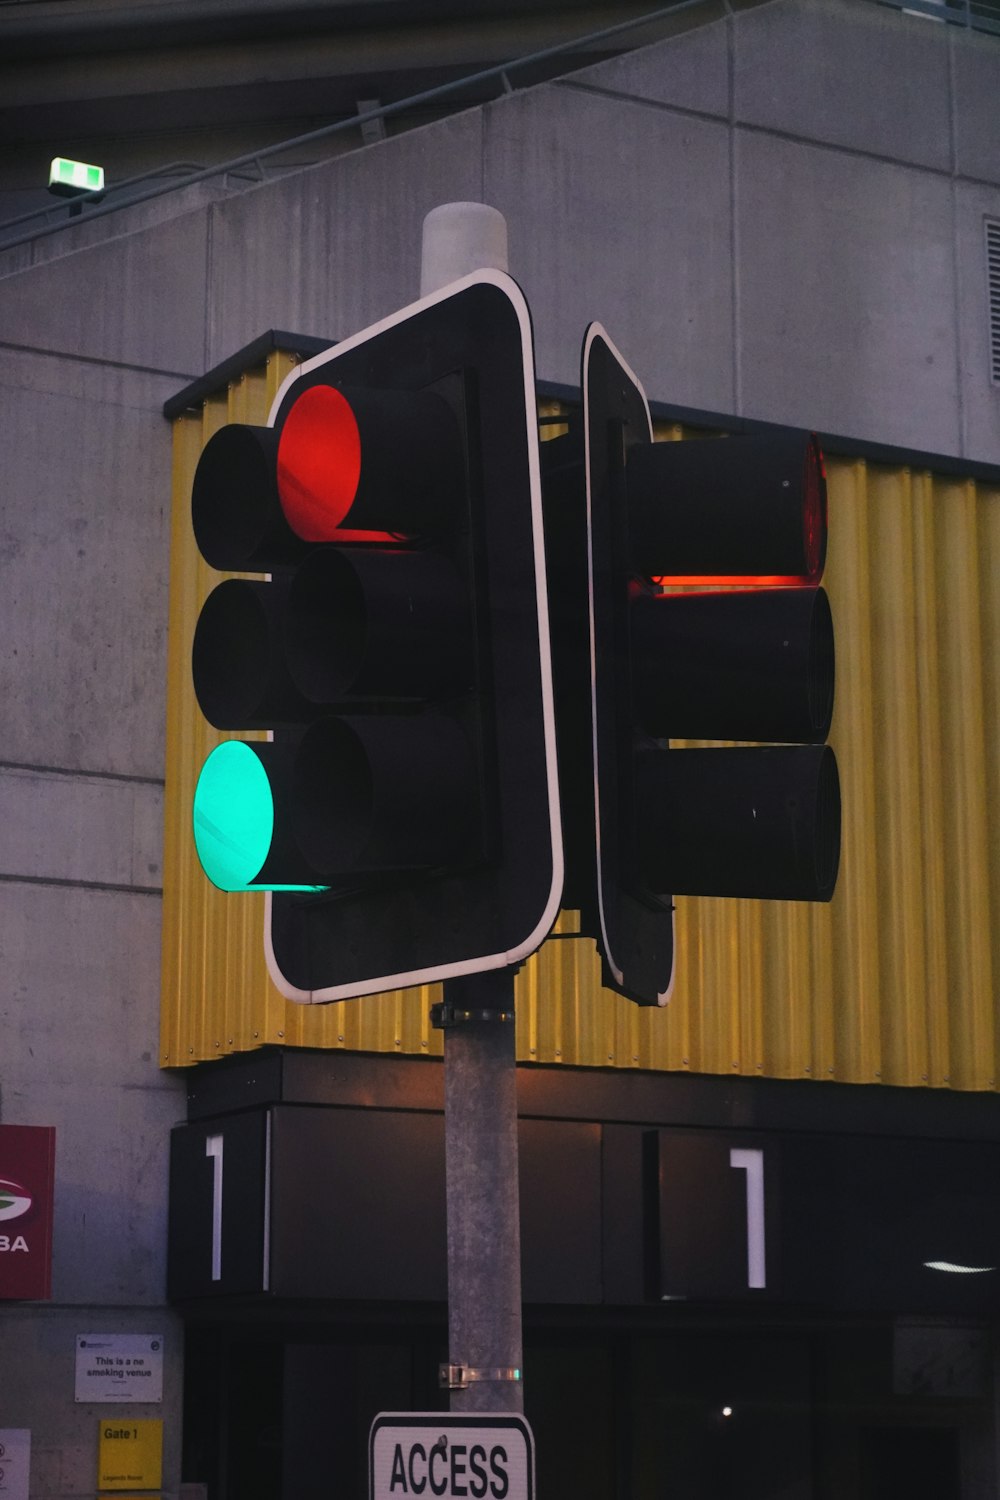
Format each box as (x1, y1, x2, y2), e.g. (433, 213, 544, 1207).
(160, 358, 1000, 1089)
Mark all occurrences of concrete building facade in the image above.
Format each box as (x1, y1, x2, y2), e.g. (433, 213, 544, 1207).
(1, 0, 999, 1494)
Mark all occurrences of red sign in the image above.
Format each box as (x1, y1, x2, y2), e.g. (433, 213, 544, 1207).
(0, 1125, 55, 1300)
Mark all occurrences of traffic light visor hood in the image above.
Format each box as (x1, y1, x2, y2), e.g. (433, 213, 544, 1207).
(630, 430, 828, 587)
(191, 381, 464, 570)
(278, 381, 463, 543)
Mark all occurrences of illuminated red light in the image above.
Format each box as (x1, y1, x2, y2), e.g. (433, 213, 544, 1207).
(277, 385, 362, 541)
(652, 573, 806, 588)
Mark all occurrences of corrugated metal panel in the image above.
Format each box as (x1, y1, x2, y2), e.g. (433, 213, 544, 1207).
(160, 367, 1000, 1090)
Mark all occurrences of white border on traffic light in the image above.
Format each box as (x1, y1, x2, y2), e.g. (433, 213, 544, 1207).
(583, 322, 675, 1008)
(262, 269, 564, 1002)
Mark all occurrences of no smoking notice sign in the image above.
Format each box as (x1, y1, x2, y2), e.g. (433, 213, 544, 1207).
(75, 1334, 163, 1403)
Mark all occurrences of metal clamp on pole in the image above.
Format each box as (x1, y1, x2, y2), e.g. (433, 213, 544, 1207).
(439, 1363, 522, 1391)
(430, 1000, 515, 1029)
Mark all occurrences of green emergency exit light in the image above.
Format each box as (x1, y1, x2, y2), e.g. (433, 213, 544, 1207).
(48, 157, 105, 198)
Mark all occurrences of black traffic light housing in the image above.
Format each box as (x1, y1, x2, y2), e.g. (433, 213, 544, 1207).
(546, 324, 840, 1006)
(189, 271, 562, 1001)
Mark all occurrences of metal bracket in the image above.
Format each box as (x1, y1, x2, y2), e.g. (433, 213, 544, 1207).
(430, 1001, 515, 1030)
(439, 1363, 522, 1390)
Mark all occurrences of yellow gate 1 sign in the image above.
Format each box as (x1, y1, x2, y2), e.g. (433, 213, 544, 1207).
(97, 1418, 162, 1491)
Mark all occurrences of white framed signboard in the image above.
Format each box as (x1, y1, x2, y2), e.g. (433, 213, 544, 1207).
(0, 1429, 30, 1500)
(75, 1334, 164, 1403)
(369, 1412, 534, 1500)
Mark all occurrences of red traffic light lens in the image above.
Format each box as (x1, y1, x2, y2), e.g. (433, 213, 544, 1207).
(277, 385, 362, 541)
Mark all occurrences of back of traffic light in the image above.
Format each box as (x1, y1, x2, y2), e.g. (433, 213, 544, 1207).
(545, 325, 840, 1006)
(189, 271, 562, 1001)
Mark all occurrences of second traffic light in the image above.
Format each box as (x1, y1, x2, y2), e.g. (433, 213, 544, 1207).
(552, 325, 840, 1006)
(189, 271, 562, 1001)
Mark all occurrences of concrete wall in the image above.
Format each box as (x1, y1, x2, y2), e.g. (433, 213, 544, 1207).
(3, 0, 999, 457)
(5, 0, 998, 454)
(0, 353, 186, 1490)
(0, 0, 998, 1493)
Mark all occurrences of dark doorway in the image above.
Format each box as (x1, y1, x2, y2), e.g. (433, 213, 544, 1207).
(860, 1426, 960, 1500)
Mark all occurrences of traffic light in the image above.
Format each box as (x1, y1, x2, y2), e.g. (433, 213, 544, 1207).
(189, 270, 562, 1001)
(562, 324, 840, 1006)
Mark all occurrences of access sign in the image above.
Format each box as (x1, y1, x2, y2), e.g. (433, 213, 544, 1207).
(369, 1413, 534, 1500)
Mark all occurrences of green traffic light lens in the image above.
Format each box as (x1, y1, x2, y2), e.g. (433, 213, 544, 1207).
(194, 741, 327, 893)
(193, 741, 275, 892)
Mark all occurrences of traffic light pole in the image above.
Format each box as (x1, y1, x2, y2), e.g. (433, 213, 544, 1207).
(419, 204, 525, 1416)
(434, 970, 524, 1414)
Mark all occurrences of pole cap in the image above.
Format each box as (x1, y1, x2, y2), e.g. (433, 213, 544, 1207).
(420, 202, 509, 295)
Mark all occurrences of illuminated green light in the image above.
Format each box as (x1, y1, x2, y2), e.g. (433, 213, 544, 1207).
(193, 741, 324, 893)
(49, 156, 105, 193)
(194, 741, 272, 892)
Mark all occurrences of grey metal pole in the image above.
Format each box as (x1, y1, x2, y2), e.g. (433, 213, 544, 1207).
(421, 203, 523, 1416)
(435, 970, 524, 1414)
